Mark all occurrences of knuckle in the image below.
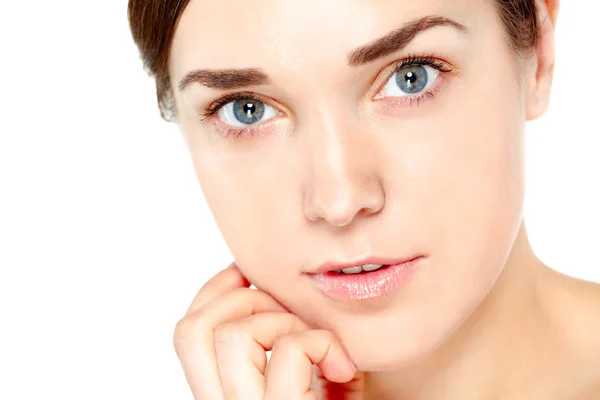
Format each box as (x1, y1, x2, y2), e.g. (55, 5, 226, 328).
(172, 316, 194, 346)
(272, 332, 301, 352)
(213, 321, 249, 357)
(172, 312, 206, 347)
(213, 321, 243, 344)
(172, 288, 257, 346)
(316, 329, 336, 343)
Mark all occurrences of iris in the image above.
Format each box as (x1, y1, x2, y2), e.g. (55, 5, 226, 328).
(396, 65, 428, 94)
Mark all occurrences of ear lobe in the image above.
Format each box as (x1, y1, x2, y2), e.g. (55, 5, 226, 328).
(525, 55, 554, 121)
(525, 0, 558, 121)
(525, 80, 550, 122)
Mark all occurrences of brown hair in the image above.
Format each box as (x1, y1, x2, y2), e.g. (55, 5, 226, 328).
(127, 0, 539, 122)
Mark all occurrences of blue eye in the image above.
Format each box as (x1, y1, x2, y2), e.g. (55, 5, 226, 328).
(381, 64, 440, 97)
(218, 98, 277, 127)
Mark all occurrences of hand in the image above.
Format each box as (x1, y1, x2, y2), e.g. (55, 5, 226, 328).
(173, 263, 365, 400)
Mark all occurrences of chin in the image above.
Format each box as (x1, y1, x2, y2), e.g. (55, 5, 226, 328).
(310, 300, 478, 372)
(345, 326, 454, 371)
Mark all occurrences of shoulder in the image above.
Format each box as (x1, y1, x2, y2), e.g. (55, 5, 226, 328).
(543, 268, 600, 335)
(573, 280, 600, 399)
(544, 270, 600, 398)
(555, 272, 600, 342)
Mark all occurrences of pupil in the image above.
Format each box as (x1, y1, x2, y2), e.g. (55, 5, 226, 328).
(243, 102, 256, 116)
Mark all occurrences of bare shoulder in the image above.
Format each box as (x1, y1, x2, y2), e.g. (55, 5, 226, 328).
(572, 376, 600, 400)
(544, 268, 600, 398)
(573, 278, 600, 399)
(555, 270, 600, 333)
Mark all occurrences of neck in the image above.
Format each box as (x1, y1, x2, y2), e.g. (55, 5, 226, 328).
(364, 221, 559, 399)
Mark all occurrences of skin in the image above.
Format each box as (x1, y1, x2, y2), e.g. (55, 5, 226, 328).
(168, 0, 600, 398)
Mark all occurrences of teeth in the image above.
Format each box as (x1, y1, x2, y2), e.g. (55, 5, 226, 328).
(361, 263, 384, 272)
(338, 264, 384, 274)
(340, 266, 363, 274)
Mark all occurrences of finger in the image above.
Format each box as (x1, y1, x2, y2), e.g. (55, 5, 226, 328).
(264, 330, 356, 400)
(172, 263, 247, 400)
(214, 312, 309, 400)
(173, 287, 287, 400)
(185, 263, 249, 315)
(313, 366, 365, 400)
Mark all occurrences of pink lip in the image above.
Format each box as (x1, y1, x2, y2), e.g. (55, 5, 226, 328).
(308, 256, 422, 302)
(311, 255, 420, 274)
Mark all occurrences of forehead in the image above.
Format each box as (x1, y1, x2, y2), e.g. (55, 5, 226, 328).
(169, 0, 492, 83)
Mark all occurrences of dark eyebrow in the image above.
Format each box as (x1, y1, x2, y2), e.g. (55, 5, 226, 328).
(178, 16, 465, 91)
(178, 68, 270, 91)
(347, 16, 467, 67)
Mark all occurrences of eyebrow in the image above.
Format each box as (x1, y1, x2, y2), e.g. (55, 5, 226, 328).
(347, 15, 467, 66)
(178, 68, 269, 91)
(178, 15, 466, 92)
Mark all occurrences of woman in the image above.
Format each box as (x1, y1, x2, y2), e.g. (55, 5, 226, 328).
(128, 0, 600, 398)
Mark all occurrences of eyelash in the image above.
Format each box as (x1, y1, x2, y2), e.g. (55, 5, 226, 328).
(200, 54, 453, 139)
(381, 53, 453, 106)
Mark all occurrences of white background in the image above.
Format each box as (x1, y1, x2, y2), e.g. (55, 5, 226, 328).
(0, 1, 598, 399)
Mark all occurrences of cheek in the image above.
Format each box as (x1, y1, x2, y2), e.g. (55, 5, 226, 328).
(407, 79, 526, 307)
(189, 141, 301, 284)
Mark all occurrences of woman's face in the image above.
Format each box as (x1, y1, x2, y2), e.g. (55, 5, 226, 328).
(169, 0, 535, 369)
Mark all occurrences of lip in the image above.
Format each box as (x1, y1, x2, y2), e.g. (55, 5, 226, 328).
(307, 256, 423, 302)
(309, 255, 420, 274)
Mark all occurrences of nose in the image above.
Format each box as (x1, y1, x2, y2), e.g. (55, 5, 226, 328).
(302, 105, 385, 228)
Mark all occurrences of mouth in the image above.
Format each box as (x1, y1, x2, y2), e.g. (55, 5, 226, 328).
(309, 255, 420, 275)
(328, 263, 392, 275)
(307, 256, 423, 302)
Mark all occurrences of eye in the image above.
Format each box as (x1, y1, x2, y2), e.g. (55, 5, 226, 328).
(217, 97, 278, 127)
(380, 64, 440, 98)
